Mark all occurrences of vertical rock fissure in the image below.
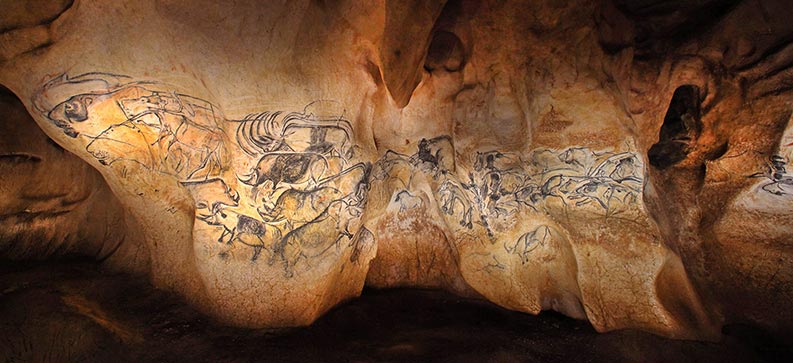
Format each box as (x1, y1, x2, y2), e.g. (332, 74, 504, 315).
(648, 85, 702, 169)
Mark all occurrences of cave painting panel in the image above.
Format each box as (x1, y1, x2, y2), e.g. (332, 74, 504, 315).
(32, 71, 713, 337)
(373, 137, 644, 241)
(35, 73, 372, 278)
(37, 73, 644, 280)
(2, 0, 792, 344)
(34, 73, 227, 180)
(367, 134, 658, 326)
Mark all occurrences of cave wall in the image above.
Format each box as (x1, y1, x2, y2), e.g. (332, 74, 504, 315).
(0, 0, 791, 340)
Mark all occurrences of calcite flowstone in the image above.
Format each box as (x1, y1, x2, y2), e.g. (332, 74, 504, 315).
(1, 0, 791, 340)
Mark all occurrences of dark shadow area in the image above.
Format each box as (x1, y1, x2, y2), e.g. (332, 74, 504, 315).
(648, 85, 702, 169)
(612, 0, 743, 58)
(424, 30, 466, 73)
(0, 85, 128, 262)
(1, 261, 789, 362)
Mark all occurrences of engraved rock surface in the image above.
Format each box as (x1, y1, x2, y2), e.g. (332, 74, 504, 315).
(0, 0, 791, 340)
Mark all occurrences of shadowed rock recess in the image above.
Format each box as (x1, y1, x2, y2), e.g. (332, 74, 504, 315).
(1, 0, 792, 357)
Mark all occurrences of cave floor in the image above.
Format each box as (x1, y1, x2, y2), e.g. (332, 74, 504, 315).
(0, 261, 789, 362)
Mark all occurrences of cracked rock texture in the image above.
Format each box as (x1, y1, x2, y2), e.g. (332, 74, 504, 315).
(0, 0, 791, 341)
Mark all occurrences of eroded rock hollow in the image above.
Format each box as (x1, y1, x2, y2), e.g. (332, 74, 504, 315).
(1, 0, 792, 341)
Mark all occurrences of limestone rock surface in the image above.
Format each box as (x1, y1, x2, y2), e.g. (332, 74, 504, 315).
(0, 0, 791, 340)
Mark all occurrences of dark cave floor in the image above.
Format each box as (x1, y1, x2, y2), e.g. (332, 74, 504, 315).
(0, 261, 789, 363)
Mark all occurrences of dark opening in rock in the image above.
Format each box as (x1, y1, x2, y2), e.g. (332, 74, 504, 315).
(648, 85, 702, 169)
(424, 31, 466, 73)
